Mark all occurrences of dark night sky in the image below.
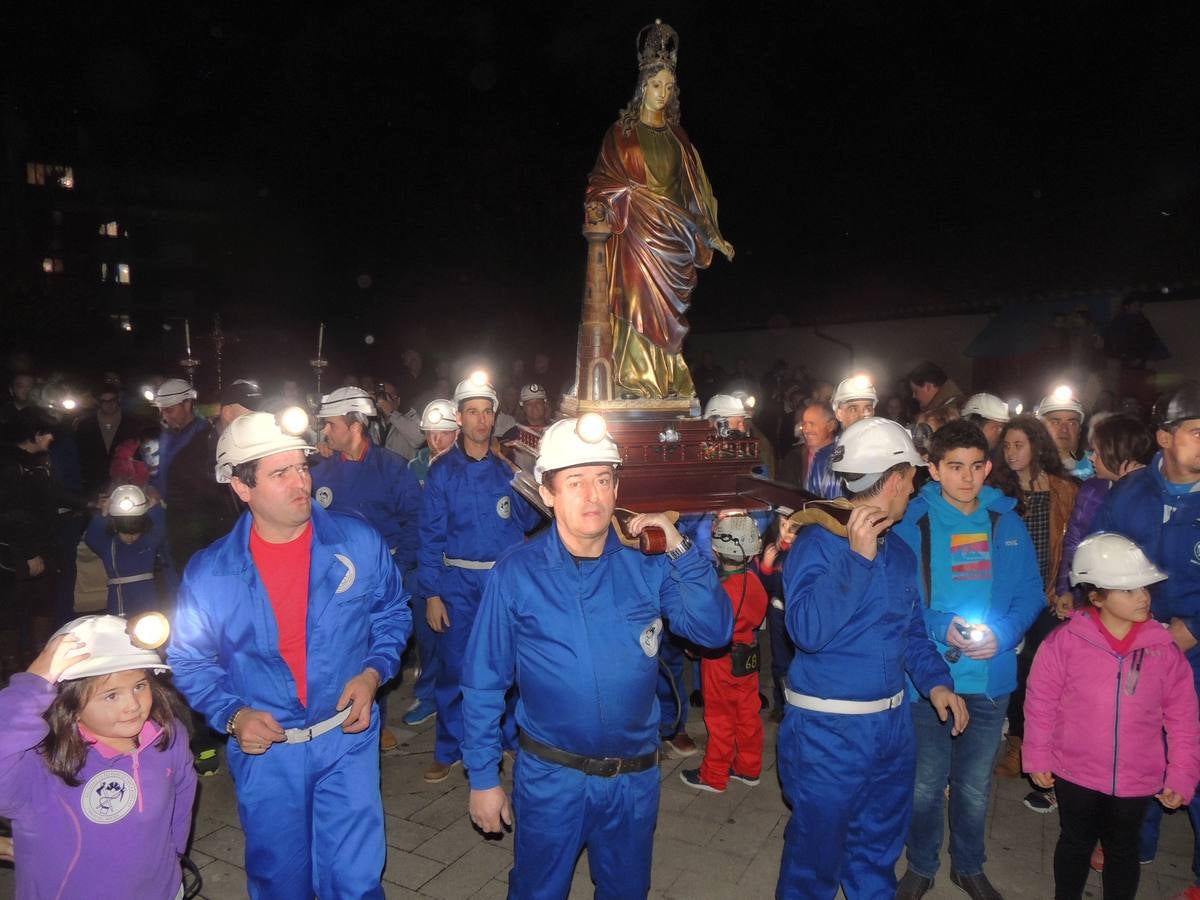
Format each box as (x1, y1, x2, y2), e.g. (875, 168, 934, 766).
(6, 3, 1200, 362)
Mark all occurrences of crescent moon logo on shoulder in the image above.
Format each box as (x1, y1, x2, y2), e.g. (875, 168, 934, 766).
(334, 553, 356, 593)
(315, 486, 333, 508)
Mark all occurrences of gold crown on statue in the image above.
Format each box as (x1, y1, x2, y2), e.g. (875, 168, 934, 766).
(637, 19, 678, 72)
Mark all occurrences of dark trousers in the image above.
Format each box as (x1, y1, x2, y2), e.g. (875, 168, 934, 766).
(1006, 608, 1060, 738)
(1053, 777, 1150, 900)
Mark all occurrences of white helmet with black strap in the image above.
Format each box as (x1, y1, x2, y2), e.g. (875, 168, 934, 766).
(1070, 533, 1167, 590)
(317, 387, 377, 419)
(215, 412, 315, 483)
(534, 414, 622, 484)
(151, 378, 196, 409)
(831, 417, 926, 492)
(420, 399, 459, 432)
(453, 371, 499, 412)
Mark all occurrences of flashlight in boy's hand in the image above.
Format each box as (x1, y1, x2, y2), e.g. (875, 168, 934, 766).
(944, 621, 985, 663)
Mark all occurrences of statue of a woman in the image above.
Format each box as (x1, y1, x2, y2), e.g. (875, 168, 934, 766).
(586, 20, 734, 400)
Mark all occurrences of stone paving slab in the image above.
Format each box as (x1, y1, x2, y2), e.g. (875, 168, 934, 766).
(1, 677, 1196, 899)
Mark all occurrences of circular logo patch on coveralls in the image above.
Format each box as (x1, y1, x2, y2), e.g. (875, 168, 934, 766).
(640, 618, 664, 657)
(315, 486, 334, 508)
(81, 769, 138, 824)
(496, 496, 511, 519)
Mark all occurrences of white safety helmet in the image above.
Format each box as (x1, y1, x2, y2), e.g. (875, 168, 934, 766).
(711, 512, 763, 563)
(453, 371, 499, 411)
(1070, 532, 1168, 590)
(51, 614, 171, 682)
(534, 414, 622, 484)
(317, 386, 376, 418)
(962, 393, 1011, 423)
(107, 484, 150, 517)
(1036, 385, 1084, 420)
(703, 393, 749, 420)
(831, 375, 878, 408)
(420, 399, 459, 432)
(152, 378, 196, 409)
(520, 383, 548, 405)
(215, 412, 315, 483)
(831, 417, 926, 490)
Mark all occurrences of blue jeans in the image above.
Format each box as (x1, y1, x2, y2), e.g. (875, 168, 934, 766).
(906, 693, 1009, 878)
(1140, 792, 1200, 882)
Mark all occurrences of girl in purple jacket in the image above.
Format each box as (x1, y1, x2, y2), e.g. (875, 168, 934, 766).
(1026, 533, 1200, 900)
(0, 614, 196, 900)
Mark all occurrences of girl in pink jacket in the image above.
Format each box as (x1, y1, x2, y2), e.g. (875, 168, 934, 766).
(1025, 533, 1200, 900)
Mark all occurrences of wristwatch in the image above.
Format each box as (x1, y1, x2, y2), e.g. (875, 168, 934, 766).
(666, 534, 693, 561)
(225, 707, 247, 736)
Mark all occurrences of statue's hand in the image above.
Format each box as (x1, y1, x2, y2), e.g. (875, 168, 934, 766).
(714, 238, 735, 262)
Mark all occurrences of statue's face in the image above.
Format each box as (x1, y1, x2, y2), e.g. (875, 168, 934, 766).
(642, 68, 676, 114)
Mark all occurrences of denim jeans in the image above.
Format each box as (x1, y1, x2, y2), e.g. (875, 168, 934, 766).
(906, 693, 1009, 878)
(1140, 791, 1200, 882)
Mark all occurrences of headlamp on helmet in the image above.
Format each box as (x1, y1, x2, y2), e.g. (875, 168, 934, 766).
(277, 406, 310, 436)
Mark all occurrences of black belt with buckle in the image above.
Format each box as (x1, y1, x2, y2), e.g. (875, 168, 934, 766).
(518, 733, 659, 778)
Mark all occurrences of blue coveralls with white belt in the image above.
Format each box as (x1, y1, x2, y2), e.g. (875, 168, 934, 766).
(462, 524, 732, 898)
(776, 523, 952, 899)
(169, 506, 411, 899)
(418, 442, 542, 766)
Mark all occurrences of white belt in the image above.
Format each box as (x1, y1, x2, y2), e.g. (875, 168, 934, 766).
(284, 705, 352, 743)
(108, 573, 155, 586)
(443, 554, 495, 570)
(785, 688, 906, 715)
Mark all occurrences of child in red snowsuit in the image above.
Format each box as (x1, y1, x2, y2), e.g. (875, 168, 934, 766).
(681, 513, 769, 793)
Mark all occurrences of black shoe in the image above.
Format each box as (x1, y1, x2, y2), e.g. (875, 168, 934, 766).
(689, 689, 704, 708)
(896, 870, 934, 899)
(949, 870, 1003, 900)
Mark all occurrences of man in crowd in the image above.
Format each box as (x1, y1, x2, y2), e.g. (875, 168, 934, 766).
(961, 393, 1010, 451)
(150, 378, 208, 499)
(170, 411, 411, 899)
(776, 417, 968, 898)
(311, 385, 421, 752)
(76, 382, 140, 496)
(1093, 382, 1200, 892)
(463, 415, 732, 897)
(908, 361, 965, 418)
(1036, 386, 1092, 479)
(418, 373, 542, 782)
(374, 380, 424, 460)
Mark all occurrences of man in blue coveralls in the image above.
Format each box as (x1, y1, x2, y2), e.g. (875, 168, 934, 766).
(463, 415, 733, 898)
(311, 385, 421, 752)
(419, 371, 542, 783)
(169, 412, 411, 899)
(1092, 382, 1200, 889)
(777, 417, 969, 899)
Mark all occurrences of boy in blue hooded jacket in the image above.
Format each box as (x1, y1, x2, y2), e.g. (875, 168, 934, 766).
(894, 420, 1044, 899)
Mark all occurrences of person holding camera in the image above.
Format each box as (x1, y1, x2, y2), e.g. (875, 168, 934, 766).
(893, 420, 1044, 900)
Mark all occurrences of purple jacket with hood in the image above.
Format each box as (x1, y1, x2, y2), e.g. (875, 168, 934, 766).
(0, 673, 196, 900)
(1024, 610, 1200, 801)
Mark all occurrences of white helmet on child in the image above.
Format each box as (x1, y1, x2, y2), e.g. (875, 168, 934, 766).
(534, 415, 622, 484)
(317, 387, 376, 418)
(51, 614, 171, 681)
(215, 413, 315, 483)
(107, 484, 150, 517)
(420, 399, 459, 432)
(711, 512, 763, 563)
(1070, 533, 1168, 590)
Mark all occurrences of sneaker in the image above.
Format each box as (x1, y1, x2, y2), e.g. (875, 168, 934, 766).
(1023, 789, 1057, 813)
(194, 747, 220, 776)
(895, 870, 935, 900)
(949, 870, 1003, 900)
(663, 732, 699, 758)
(423, 759, 461, 784)
(728, 770, 760, 786)
(379, 727, 399, 753)
(679, 768, 724, 793)
(402, 699, 437, 726)
(1090, 845, 1104, 873)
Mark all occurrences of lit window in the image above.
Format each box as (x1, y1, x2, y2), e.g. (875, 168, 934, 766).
(25, 162, 73, 188)
(100, 221, 120, 237)
(117, 263, 130, 284)
(42, 257, 64, 274)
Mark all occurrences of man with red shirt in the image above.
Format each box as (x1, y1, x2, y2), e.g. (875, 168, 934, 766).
(169, 412, 411, 899)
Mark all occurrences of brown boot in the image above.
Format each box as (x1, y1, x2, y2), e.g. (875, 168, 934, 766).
(994, 735, 1022, 778)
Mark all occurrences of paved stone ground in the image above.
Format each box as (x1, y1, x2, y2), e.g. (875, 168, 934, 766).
(1, 672, 1196, 899)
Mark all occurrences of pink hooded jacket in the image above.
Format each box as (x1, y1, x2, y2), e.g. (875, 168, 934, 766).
(1024, 611, 1200, 801)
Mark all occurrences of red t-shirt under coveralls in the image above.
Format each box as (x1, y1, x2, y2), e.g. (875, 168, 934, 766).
(250, 522, 311, 707)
